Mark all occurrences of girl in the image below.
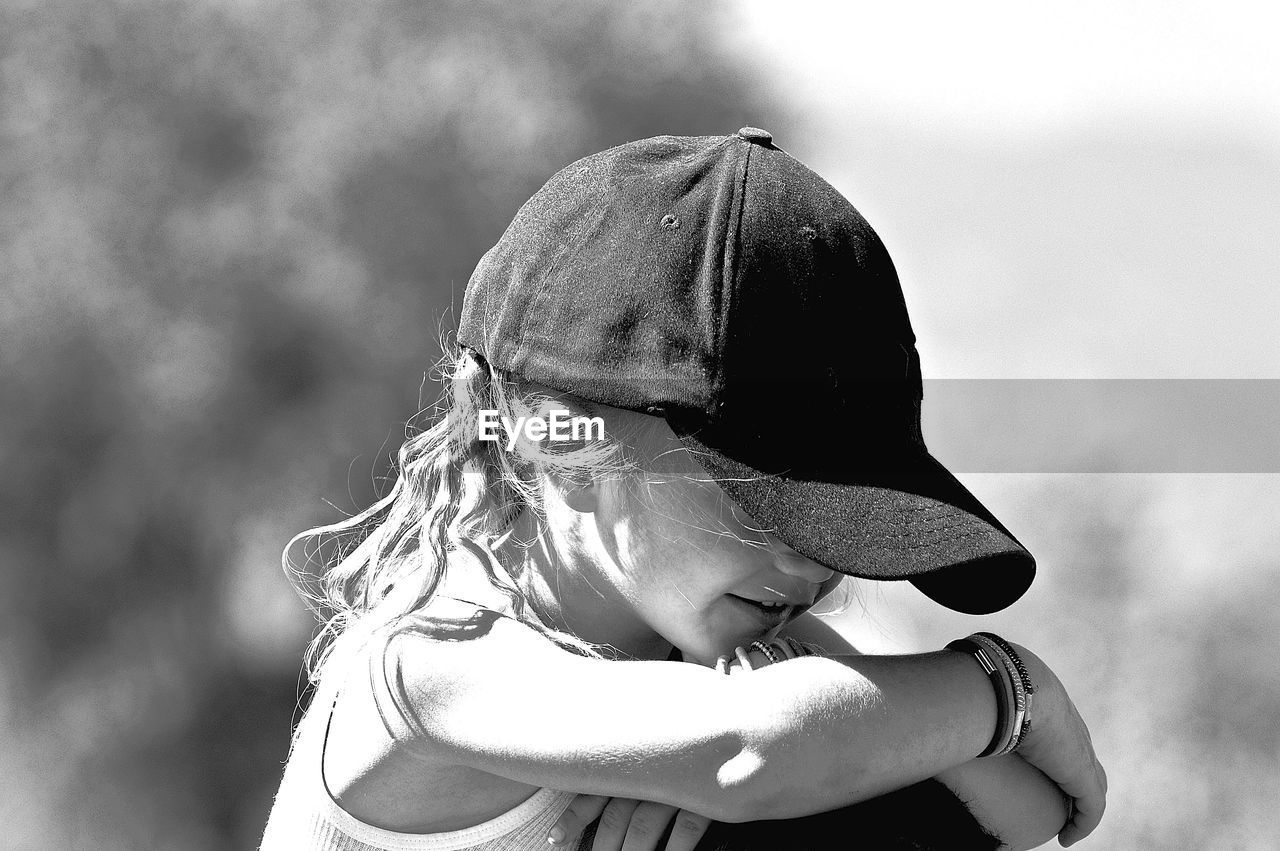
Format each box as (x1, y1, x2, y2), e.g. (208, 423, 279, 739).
(261, 128, 1106, 851)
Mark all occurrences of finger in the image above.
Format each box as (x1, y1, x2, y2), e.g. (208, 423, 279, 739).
(774, 639, 797, 660)
(1030, 750, 1102, 847)
(1039, 735, 1103, 803)
(725, 654, 749, 676)
(660, 810, 712, 851)
(1055, 778, 1103, 826)
(617, 800, 680, 851)
(591, 797, 641, 851)
(1067, 743, 1107, 832)
(1057, 784, 1106, 846)
(725, 653, 762, 676)
(549, 794, 610, 847)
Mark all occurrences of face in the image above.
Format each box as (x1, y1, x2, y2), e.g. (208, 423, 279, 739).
(586, 419, 842, 664)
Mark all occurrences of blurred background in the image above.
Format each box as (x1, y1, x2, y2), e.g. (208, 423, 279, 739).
(2, 1, 1276, 847)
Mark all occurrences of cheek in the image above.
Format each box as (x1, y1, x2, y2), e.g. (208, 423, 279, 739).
(604, 519, 702, 617)
(628, 538, 756, 612)
(612, 488, 710, 578)
(607, 477, 769, 615)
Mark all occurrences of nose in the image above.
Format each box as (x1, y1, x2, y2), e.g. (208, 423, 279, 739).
(775, 553, 837, 585)
(767, 535, 836, 584)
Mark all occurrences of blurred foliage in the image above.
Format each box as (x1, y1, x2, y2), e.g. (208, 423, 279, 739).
(1, 1, 772, 847)
(3, 2, 1278, 850)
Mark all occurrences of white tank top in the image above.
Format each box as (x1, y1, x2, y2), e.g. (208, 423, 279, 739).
(259, 609, 577, 850)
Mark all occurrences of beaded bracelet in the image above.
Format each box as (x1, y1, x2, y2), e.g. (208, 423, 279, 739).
(750, 640, 783, 664)
(716, 638, 809, 674)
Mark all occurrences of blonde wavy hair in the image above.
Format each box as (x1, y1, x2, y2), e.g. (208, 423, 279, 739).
(285, 344, 855, 685)
(284, 345, 649, 682)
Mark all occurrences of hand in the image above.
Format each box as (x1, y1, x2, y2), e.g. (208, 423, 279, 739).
(1005, 642, 1108, 847)
(715, 638, 814, 675)
(548, 794, 712, 851)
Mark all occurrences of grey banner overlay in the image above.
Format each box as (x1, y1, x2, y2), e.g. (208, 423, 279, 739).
(920, 380, 1280, 473)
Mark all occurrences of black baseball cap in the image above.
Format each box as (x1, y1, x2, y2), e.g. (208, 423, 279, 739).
(458, 127, 1034, 614)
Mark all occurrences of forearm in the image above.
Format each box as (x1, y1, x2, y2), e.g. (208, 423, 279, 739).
(772, 613, 1073, 846)
(572, 778, 1001, 851)
(406, 620, 1000, 823)
(699, 779, 999, 851)
(725, 650, 997, 820)
(935, 754, 1068, 850)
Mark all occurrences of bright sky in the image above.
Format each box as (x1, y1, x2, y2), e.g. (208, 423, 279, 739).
(737, 1, 1280, 140)
(731, 1, 1280, 379)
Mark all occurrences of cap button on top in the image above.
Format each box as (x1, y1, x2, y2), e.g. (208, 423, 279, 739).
(736, 126, 772, 144)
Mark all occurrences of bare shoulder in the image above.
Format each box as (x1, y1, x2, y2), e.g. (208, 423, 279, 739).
(323, 596, 555, 759)
(777, 610, 862, 655)
(322, 600, 566, 832)
(378, 596, 571, 715)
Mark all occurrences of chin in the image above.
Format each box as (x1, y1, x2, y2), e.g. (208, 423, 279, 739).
(666, 640, 714, 666)
(675, 648, 714, 666)
(678, 633, 763, 667)
(665, 634, 728, 667)
(661, 615, 775, 666)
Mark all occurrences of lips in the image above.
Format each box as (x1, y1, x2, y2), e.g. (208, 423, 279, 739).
(727, 591, 815, 608)
(726, 593, 805, 624)
(727, 594, 790, 609)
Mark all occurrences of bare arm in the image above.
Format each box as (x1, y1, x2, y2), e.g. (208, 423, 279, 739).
(780, 612, 1070, 850)
(935, 757, 1068, 851)
(389, 611, 1025, 824)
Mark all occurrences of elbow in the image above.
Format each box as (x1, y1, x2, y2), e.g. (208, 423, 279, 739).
(701, 681, 876, 823)
(703, 741, 859, 824)
(702, 745, 770, 823)
(672, 732, 779, 823)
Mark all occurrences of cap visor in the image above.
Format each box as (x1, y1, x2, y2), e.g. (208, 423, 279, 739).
(670, 426, 1036, 615)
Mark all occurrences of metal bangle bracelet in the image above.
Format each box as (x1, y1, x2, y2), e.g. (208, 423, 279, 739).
(947, 637, 1012, 758)
(968, 633, 1028, 756)
(975, 631, 1036, 751)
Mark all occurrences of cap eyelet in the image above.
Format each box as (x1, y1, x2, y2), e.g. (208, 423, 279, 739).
(660, 214, 680, 230)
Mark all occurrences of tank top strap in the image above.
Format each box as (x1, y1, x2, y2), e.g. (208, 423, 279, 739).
(363, 595, 520, 749)
(292, 631, 576, 851)
(365, 622, 434, 749)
